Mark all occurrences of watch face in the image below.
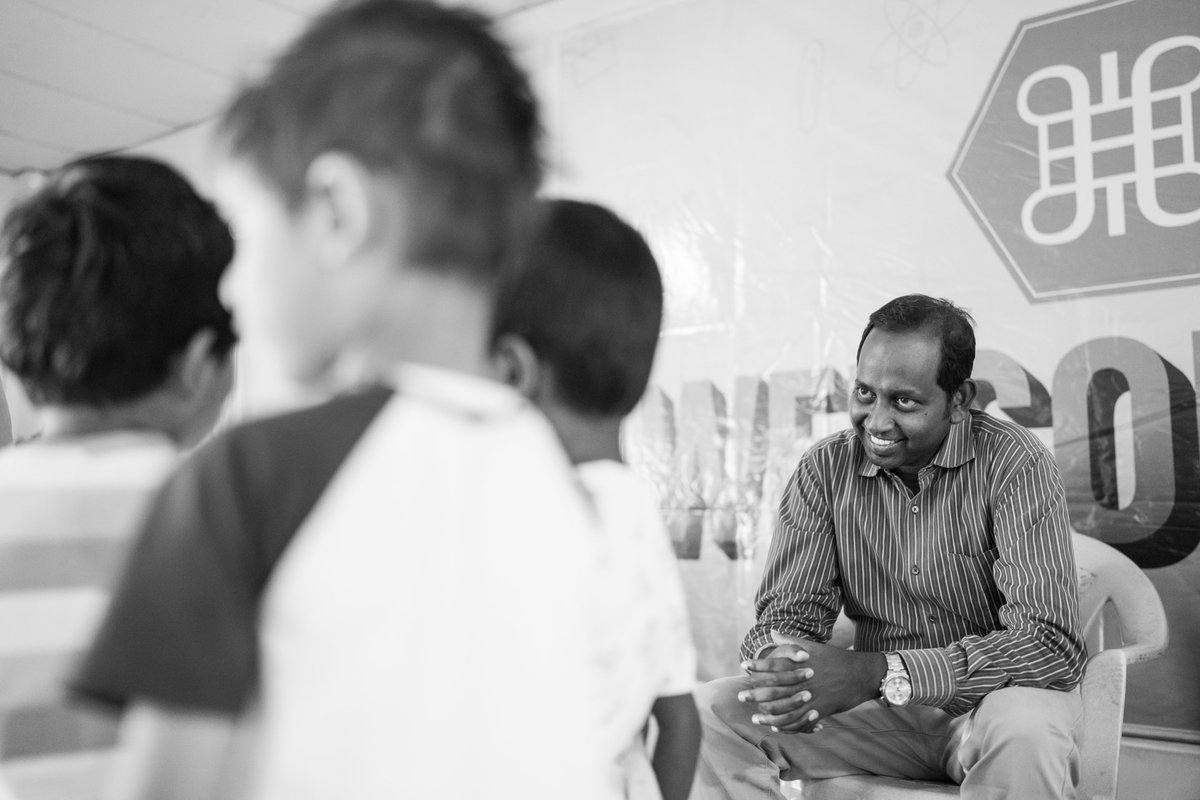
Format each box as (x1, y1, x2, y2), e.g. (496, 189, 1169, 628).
(883, 676, 913, 706)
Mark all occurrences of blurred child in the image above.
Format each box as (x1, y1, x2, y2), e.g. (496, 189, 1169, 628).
(492, 198, 701, 800)
(72, 3, 606, 799)
(0, 154, 236, 798)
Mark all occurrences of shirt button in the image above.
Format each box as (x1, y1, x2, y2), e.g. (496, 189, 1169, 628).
(911, 564, 921, 575)
(928, 614, 937, 623)
(910, 505, 919, 514)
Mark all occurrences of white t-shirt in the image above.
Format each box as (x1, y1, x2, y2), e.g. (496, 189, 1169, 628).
(251, 367, 608, 800)
(77, 370, 611, 800)
(579, 459, 697, 799)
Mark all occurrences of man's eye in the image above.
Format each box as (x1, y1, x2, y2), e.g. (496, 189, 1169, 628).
(895, 397, 918, 410)
(854, 387, 873, 402)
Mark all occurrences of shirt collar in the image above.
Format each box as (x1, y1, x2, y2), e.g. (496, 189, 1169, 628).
(933, 414, 976, 469)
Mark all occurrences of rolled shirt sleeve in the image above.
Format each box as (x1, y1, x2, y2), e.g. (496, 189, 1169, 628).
(742, 457, 842, 662)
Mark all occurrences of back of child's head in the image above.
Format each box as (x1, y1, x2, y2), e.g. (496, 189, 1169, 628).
(0, 154, 236, 407)
(216, 0, 542, 285)
(493, 198, 664, 418)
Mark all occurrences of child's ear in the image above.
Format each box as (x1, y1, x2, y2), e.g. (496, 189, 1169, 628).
(303, 152, 376, 265)
(169, 329, 235, 444)
(949, 379, 977, 424)
(173, 329, 229, 401)
(491, 333, 541, 400)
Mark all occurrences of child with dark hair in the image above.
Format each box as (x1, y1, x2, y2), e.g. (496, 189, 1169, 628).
(492, 198, 701, 800)
(0, 154, 235, 799)
(72, 3, 607, 799)
(0, 155, 236, 441)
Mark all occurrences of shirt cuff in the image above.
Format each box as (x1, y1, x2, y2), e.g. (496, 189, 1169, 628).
(752, 642, 777, 659)
(740, 630, 772, 662)
(898, 647, 957, 708)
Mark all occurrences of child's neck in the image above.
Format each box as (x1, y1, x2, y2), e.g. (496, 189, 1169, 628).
(360, 271, 496, 379)
(543, 408, 623, 466)
(38, 399, 179, 445)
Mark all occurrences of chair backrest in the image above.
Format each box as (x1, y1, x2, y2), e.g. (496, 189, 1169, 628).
(1072, 532, 1169, 664)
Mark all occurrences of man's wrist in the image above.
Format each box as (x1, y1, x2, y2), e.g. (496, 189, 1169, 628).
(879, 652, 914, 707)
(864, 651, 889, 702)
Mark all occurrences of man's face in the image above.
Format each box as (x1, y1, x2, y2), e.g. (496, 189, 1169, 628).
(213, 159, 344, 386)
(851, 327, 967, 481)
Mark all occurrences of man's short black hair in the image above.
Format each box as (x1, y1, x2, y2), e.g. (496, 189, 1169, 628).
(0, 155, 236, 406)
(216, 0, 542, 285)
(493, 198, 664, 417)
(856, 294, 976, 395)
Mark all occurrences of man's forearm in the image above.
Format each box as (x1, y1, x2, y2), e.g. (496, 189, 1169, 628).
(900, 627, 1085, 715)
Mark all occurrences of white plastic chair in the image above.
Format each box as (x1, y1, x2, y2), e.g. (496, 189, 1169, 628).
(793, 532, 1169, 800)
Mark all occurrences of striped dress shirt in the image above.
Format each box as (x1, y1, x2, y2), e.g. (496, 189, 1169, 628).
(745, 410, 1086, 716)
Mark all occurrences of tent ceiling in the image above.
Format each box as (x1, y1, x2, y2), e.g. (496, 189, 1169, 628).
(0, 0, 548, 175)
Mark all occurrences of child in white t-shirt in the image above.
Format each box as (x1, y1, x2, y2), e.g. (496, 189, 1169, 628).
(72, 4, 606, 799)
(492, 198, 701, 800)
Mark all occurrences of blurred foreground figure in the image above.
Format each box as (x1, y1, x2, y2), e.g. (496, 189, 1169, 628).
(0, 154, 236, 799)
(73, 2, 608, 799)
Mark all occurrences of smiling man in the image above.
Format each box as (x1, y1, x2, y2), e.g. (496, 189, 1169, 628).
(690, 294, 1087, 800)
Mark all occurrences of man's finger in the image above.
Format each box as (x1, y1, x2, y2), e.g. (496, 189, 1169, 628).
(745, 665, 815, 689)
(743, 651, 810, 674)
(737, 686, 803, 704)
(756, 689, 813, 715)
(754, 707, 822, 733)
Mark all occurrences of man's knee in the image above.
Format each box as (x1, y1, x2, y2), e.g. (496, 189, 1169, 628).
(971, 687, 1080, 757)
(955, 687, 1081, 795)
(694, 676, 754, 731)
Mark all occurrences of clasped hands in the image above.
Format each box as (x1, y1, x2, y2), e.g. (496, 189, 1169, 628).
(738, 631, 885, 735)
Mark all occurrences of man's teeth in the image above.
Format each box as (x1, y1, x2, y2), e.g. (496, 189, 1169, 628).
(870, 435, 898, 447)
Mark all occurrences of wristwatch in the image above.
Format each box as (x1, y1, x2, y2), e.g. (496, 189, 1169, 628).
(880, 652, 913, 707)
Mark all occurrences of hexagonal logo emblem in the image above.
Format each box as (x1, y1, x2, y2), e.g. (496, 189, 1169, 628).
(949, 0, 1200, 302)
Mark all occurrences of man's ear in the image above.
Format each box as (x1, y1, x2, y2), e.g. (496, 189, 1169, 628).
(949, 378, 977, 423)
(491, 333, 541, 401)
(303, 152, 377, 267)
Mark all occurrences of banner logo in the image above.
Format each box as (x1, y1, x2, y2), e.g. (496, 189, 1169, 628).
(950, 0, 1200, 301)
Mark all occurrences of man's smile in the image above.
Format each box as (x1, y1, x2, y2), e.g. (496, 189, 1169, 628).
(868, 434, 901, 451)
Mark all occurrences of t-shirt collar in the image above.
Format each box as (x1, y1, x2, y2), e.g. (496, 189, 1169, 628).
(386, 362, 527, 420)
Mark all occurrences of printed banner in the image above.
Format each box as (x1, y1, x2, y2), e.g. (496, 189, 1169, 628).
(520, 0, 1200, 737)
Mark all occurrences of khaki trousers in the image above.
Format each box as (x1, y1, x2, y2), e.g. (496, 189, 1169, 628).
(691, 676, 1082, 800)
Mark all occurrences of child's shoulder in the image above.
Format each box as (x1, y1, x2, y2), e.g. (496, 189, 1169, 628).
(235, 385, 394, 446)
(184, 385, 394, 491)
(576, 458, 657, 510)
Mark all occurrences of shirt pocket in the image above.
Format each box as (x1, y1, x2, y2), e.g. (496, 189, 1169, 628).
(941, 547, 1003, 632)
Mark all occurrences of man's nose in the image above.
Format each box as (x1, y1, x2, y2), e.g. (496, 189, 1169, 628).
(865, 402, 894, 434)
